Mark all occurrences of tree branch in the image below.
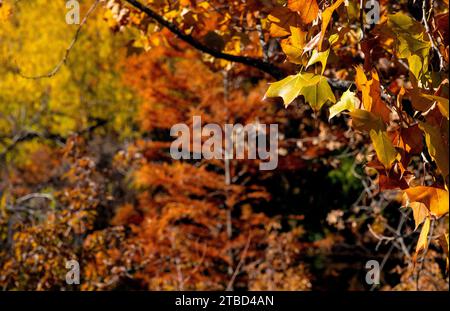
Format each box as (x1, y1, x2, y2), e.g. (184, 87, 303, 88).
(123, 0, 362, 93)
(17, 0, 100, 79)
(123, 0, 284, 79)
(0, 118, 108, 160)
(421, 0, 446, 71)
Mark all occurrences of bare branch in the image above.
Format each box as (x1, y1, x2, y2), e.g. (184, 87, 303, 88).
(422, 0, 446, 71)
(17, 0, 100, 79)
(123, 0, 284, 79)
(226, 234, 252, 291)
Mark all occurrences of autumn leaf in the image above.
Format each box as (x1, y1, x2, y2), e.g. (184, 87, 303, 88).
(404, 186, 449, 218)
(369, 129, 398, 169)
(408, 86, 435, 112)
(265, 74, 308, 107)
(329, 89, 359, 120)
(280, 26, 307, 64)
(416, 217, 431, 255)
(355, 66, 391, 123)
(349, 109, 386, 132)
(306, 49, 330, 75)
(409, 202, 429, 230)
(383, 12, 431, 80)
(395, 125, 424, 154)
(300, 74, 336, 111)
(422, 94, 449, 119)
(268, 7, 301, 37)
(265, 72, 335, 110)
(318, 0, 345, 50)
(419, 121, 449, 179)
(287, 0, 319, 25)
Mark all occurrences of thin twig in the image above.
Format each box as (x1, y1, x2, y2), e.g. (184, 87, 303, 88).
(17, 0, 100, 79)
(422, 0, 446, 71)
(124, 0, 283, 79)
(226, 234, 252, 291)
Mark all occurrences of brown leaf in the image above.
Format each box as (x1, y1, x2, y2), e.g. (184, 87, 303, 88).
(268, 7, 301, 37)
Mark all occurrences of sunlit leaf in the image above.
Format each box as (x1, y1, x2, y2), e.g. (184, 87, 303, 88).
(268, 7, 301, 37)
(419, 121, 449, 179)
(329, 89, 359, 120)
(288, 0, 319, 25)
(265, 72, 335, 110)
(416, 217, 430, 255)
(385, 13, 431, 80)
(422, 94, 449, 119)
(404, 186, 449, 218)
(318, 0, 345, 50)
(409, 202, 429, 231)
(280, 26, 307, 64)
(355, 66, 391, 123)
(306, 49, 330, 75)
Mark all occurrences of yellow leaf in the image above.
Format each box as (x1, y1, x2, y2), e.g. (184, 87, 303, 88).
(416, 217, 430, 254)
(419, 122, 449, 179)
(404, 186, 449, 218)
(265, 72, 336, 110)
(306, 49, 330, 74)
(280, 26, 307, 64)
(369, 129, 398, 168)
(408, 202, 429, 230)
(329, 89, 360, 120)
(385, 13, 431, 80)
(265, 74, 307, 107)
(301, 74, 336, 111)
(422, 94, 449, 119)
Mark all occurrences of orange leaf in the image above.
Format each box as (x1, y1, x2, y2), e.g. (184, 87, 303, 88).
(355, 67, 391, 123)
(288, 0, 319, 25)
(404, 186, 449, 218)
(318, 0, 345, 50)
